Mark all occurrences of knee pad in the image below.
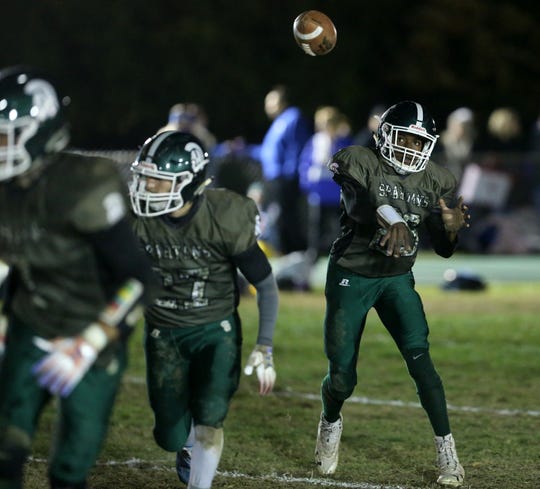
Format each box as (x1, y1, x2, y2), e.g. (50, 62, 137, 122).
(404, 348, 442, 392)
(0, 425, 30, 479)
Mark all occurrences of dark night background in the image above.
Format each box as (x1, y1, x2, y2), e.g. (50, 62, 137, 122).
(2, 0, 539, 150)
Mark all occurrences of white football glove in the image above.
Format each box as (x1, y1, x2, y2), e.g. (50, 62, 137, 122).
(32, 323, 108, 397)
(244, 344, 276, 395)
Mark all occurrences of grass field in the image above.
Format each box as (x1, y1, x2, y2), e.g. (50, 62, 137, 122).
(24, 281, 540, 489)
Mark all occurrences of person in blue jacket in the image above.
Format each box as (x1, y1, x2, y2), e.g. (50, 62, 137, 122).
(258, 85, 312, 255)
(299, 106, 354, 257)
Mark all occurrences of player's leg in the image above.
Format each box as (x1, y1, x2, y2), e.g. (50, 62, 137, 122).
(188, 425, 224, 489)
(0, 316, 50, 489)
(375, 273, 450, 430)
(189, 314, 241, 489)
(375, 272, 464, 487)
(316, 262, 374, 474)
(48, 345, 128, 488)
(144, 324, 192, 453)
(322, 263, 374, 418)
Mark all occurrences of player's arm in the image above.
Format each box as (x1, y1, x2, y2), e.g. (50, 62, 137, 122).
(1, 266, 19, 315)
(423, 211, 456, 258)
(439, 196, 470, 241)
(0, 266, 23, 358)
(424, 197, 470, 258)
(328, 147, 374, 224)
(32, 277, 144, 396)
(232, 242, 278, 395)
(80, 215, 155, 341)
(376, 205, 414, 258)
(32, 216, 155, 397)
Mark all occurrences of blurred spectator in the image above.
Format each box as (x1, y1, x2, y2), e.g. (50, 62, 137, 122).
(435, 107, 477, 180)
(353, 104, 385, 148)
(471, 207, 540, 254)
(158, 102, 217, 153)
(212, 136, 259, 159)
(299, 106, 353, 257)
(459, 107, 540, 253)
(482, 107, 530, 208)
(257, 85, 312, 254)
(527, 112, 540, 219)
(210, 136, 264, 194)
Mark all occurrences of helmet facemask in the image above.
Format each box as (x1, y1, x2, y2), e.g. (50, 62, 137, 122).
(129, 131, 210, 217)
(0, 116, 37, 180)
(130, 163, 204, 217)
(376, 101, 439, 174)
(0, 68, 70, 182)
(378, 123, 437, 174)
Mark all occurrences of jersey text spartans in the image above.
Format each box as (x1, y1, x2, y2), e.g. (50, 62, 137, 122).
(132, 189, 259, 327)
(328, 146, 457, 277)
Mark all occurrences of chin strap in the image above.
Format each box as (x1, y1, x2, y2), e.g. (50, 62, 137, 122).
(194, 177, 213, 197)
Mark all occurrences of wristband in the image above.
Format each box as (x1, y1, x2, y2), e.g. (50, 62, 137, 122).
(376, 205, 406, 226)
(81, 323, 108, 352)
(99, 279, 143, 327)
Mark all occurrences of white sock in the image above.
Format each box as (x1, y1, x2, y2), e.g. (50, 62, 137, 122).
(187, 425, 224, 489)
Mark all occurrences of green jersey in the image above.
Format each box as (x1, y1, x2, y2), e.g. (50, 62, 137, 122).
(0, 152, 129, 338)
(328, 146, 457, 277)
(132, 188, 259, 328)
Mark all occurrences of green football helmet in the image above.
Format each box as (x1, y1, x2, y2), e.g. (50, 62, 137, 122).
(0, 65, 70, 181)
(129, 131, 210, 217)
(376, 100, 438, 174)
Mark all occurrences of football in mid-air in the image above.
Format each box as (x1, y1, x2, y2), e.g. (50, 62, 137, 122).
(293, 10, 337, 56)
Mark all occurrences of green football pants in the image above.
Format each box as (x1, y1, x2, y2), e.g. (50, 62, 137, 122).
(321, 261, 450, 434)
(0, 315, 127, 486)
(323, 260, 430, 376)
(144, 313, 242, 452)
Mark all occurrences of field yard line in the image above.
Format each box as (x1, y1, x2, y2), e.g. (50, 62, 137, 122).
(29, 457, 417, 489)
(123, 375, 540, 417)
(278, 391, 540, 417)
(215, 470, 414, 488)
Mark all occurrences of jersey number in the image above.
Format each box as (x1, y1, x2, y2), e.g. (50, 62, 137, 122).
(156, 267, 209, 309)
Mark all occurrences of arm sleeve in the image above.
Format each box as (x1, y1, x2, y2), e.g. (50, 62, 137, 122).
(252, 273, 279, 346)
(334, 175, 372, 223)
(231, 242, 272, 284)
(232, 243, 278, 346)
(328, 147, 373, 223)
(424, 172, 459, 258)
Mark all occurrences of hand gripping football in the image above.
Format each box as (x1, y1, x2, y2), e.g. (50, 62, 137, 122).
(293, 10, 337, 56)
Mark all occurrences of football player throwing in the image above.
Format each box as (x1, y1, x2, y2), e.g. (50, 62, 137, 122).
(315, 101, 468, 487)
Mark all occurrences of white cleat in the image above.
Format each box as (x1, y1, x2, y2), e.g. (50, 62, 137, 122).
(435, 433, 465, 487)
(315, 412, 343, 475)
